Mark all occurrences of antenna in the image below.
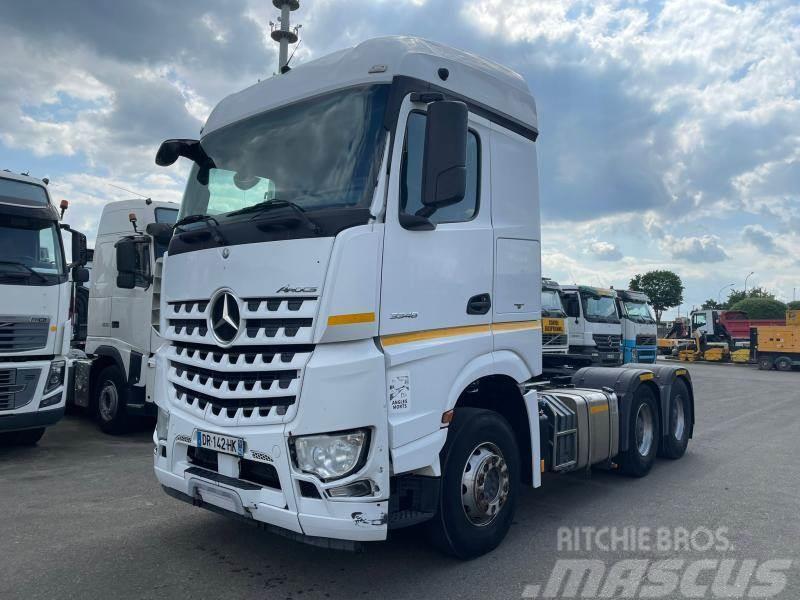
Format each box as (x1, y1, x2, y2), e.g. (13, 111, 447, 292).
(106, 181, 151, 202)
(270, 0, 301, 74)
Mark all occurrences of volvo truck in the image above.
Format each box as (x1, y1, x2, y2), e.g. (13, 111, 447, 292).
(540, 278, 568, 356)
(560, 285, 622, 366)
(617, 289, 657, 364)
(0, 171, 87, 445)
(150, 37, 695, 558)
(70, 199, 178, 433)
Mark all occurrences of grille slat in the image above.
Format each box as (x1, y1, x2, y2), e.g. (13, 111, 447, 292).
(0, 368, 41, 411)
(543, 333, 568, 346)
(593, 334, 622, 353)
(164, 295, 317, 426)
(636, 334, 657, 346)
(0, 316, 49, 352)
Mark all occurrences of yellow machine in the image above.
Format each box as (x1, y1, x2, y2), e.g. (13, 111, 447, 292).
(753, 311, 800, 371)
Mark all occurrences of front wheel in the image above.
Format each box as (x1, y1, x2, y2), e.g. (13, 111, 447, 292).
(619, 386, 660, 477)
(427, 408, 520, 559)
(758, 356, 773, 370)
(775, 356, 793, 372)
(95, 365, 129, 435)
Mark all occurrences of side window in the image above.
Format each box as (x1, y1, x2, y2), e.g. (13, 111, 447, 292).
(133, 241, 151, 288)
(693, 313, 707, 328)
(400, 111, 479, 225)
(563, 293, 580, 318)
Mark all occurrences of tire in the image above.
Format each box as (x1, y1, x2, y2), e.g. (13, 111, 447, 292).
(757, 356, 773, 370)
(659, 378, 690, 460)
(619, 385, 660, 477)
(427, 408, 520, 559)
(775, 356, 793, 372)
(0, 428, 45, 446)
(95, 365, 129, 435)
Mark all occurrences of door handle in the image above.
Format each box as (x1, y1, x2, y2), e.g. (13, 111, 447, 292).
(467, 293, 491, 315)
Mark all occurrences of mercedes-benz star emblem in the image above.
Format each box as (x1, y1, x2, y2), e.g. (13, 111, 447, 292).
(210, 291, 240, 344)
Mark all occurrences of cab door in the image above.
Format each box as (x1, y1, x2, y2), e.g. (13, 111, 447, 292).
(380, 98, 493, 449)
(110, 238, 153, 355)
(563, 291, 585, 348)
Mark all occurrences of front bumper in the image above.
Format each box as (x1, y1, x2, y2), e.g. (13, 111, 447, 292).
(154, 339, 391, 544)
(0, 358, 66, 432)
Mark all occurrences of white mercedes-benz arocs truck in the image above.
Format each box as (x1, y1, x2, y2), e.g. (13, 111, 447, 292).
(0, 171, 88, 445)
(151, 37, 695, 558)
(561, 285, 623, 366)
(70, 199, 178, 433)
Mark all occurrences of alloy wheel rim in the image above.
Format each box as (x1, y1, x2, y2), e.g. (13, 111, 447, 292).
(99, 381, 118, 422)
(635, 403, 654, 456)
(672, 395, 685, 441)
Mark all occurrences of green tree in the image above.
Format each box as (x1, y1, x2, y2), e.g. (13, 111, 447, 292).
(787, 300, 800, 311)
(629, 270, 684, 325)
(729, 297, 787, 319)
(701, 299, 724, 309)
(725, 286, 775, 308)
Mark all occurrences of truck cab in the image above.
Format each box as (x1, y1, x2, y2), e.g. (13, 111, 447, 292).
(71, 199, 178, 433)
(560, 285, 622, 365)
(0, 171, 87, 445)
(616, 289, 657, 363)
(151, 37, 693, 558)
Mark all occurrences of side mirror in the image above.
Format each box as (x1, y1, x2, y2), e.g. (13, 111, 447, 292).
(71, 231, 88, 267)
(115, 239, 137, 289)
(146, 222, 173, 246)
(72, 266, 90, 284)
(421, 100, 468, 211)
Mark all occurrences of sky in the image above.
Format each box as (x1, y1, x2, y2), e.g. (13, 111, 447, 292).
(1, 0, 798, 317)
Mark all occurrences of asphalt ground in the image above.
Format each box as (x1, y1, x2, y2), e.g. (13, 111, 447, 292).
(1, 360, 798, 600)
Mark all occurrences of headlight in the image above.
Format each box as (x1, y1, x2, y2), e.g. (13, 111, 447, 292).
(44, 360, 66, 394)
(291, 429, 370, 481)
(156, 406, 170, 441)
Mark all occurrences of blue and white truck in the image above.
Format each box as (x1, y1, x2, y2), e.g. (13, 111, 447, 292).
(617, 289, 657, 364)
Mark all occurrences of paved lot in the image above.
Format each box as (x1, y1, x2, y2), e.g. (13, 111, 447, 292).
(1, 361, 798, 600)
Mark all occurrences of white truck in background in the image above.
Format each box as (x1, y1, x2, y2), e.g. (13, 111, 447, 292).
(561, 285, 623, 367)
(0, 170, 88, 445)
(540, 277, 569, 359)
(150, 37, 695, 558)
(616, 289, 658, 364)
(70, 199, 178, 433)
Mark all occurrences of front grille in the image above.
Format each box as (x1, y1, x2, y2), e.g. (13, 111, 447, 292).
(593, 334, 621, 353)
(164, 295, 318, 426)
(543, 333, 568, 347)
(0, 316, 49, 352)
(636, 334, 657, 346)
(0, 368, 40, 411)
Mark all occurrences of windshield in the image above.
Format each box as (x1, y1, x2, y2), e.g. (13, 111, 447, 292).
(580, 292, 620, 323)
(178, 85, 389, 221)
(0, 177, 49, 207)
(541, 289, 566, 317)
(623, 300, 655, 323)
(0, 216, 65, 284)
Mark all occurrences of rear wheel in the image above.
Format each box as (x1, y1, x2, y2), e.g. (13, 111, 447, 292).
(619, 386, 660, 477)
(660, 378, 690, 459)
(758, 355, 773, 370)
(427, 408, 520, 559)
(775, 356, 793, 372)
(95, 365, 128, 435)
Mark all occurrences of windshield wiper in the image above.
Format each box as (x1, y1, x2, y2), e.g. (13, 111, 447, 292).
(229, 199, 322, 234)
(0, 260, 47, 283)
(173, 214, 226, 245)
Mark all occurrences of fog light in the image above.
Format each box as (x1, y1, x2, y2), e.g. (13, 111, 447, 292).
(328, 480, 374, 498)
(39, 393, 62, 408)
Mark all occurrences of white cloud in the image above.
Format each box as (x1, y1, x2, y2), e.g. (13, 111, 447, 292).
(742, 224, 779, 255)
(587, 240, 623, 261)
(666, 234, 729, 263)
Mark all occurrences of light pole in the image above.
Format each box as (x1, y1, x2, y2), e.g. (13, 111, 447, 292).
(744, 271, 754, 295)
(718, 283, 734, 304)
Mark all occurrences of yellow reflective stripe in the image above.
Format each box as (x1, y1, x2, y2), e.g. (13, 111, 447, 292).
(380, 320, 541, 347)
(327, 312, 376, 326)
(492, 320, 541, 332)
(590, 404, 609, 414)
(675, 369, 687, 376)
(639, 372, 655, 381)
(381, 324, 491, 346)
(49, 325, 57, 332)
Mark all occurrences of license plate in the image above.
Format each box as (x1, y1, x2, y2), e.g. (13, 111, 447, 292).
(196, 430, 245, 457)
(605, 353, 617, 361)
